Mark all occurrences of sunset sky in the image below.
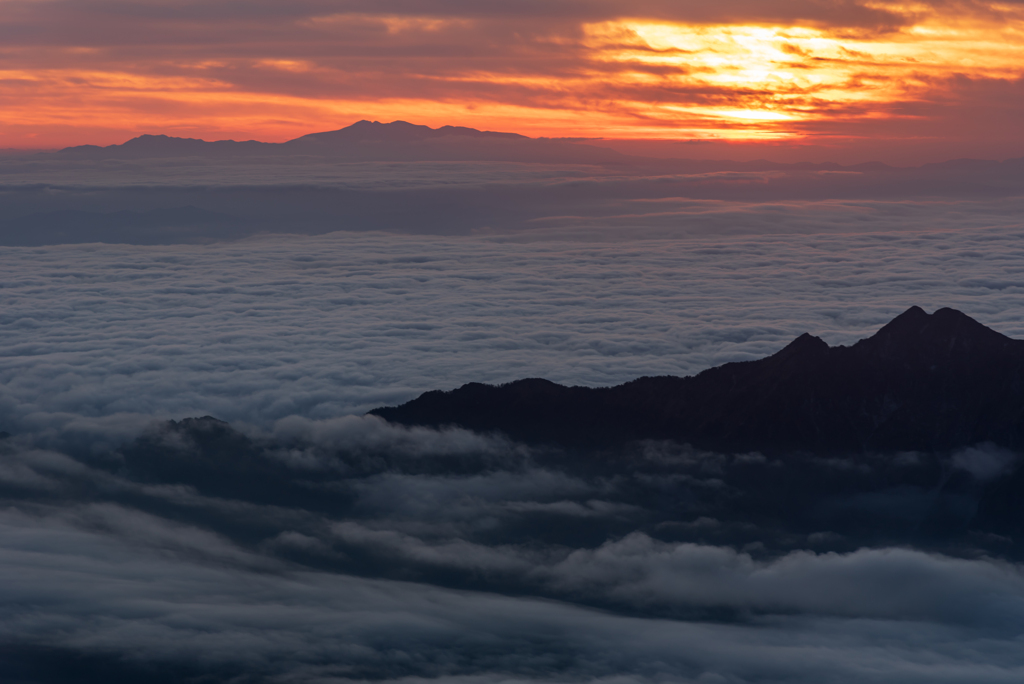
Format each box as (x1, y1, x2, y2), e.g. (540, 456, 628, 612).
(3, 1, 1024, 162)
(8, 5, 1024, 684)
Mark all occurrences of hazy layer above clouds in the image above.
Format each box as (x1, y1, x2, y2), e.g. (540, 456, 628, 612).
(1, 152, 1023, 244)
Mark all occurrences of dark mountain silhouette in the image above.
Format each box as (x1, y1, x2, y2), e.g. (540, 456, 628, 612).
(282, 120, 623, 162)
(285, 119, 526, 145)
(45, 121, 1024, 185)
(52, 120, 623, 163)
(54, 134, 274, 159)
(372, 307, 1024, 454)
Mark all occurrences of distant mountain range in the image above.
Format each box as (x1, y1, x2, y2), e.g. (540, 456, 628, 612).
(372, 307, 1024, 455)
(50, 119, 1024, 173)
(53, 120, 625, 164)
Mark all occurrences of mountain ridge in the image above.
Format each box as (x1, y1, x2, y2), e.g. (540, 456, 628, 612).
(52, 120, 624, 163)
(46, 121, 1024, 171)
(371, 307, 1024, 454)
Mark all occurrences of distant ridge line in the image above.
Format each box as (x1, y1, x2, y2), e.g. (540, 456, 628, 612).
(51, 120, 625, 164)
(44, 121, 1024, 169)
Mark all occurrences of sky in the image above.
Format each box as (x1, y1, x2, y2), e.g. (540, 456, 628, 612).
(3, 1, 1024, 162)
(4, 3, 1024, 681)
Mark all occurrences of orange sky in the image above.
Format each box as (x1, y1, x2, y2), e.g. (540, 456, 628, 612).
(2, 1, 1024, 162)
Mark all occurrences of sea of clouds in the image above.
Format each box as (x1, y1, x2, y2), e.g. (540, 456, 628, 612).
(6, 223, 1024, 429)
(4, 220, 1024, 682)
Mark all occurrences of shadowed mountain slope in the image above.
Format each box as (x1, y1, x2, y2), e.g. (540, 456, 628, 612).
(372, 307, 1024, 454)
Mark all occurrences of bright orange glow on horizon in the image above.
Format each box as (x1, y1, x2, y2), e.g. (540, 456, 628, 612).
(582, 12, 1024, 139)
(2, 1, 1023, 161)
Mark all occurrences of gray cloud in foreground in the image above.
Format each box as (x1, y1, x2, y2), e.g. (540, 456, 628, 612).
(2, 501, 1024, 684)
(0, 408, 1022, 682)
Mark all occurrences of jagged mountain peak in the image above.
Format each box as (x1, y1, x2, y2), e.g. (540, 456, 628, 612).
(871, 305, 1000, 339)
(856, 305, 1012, 359)
(773, 332, 829, 357)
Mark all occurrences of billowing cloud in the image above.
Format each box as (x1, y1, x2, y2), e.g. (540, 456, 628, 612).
(4, 501, 1023, 684)
(952, 443, 1018, 481)
(2, 409, 1024, 682)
